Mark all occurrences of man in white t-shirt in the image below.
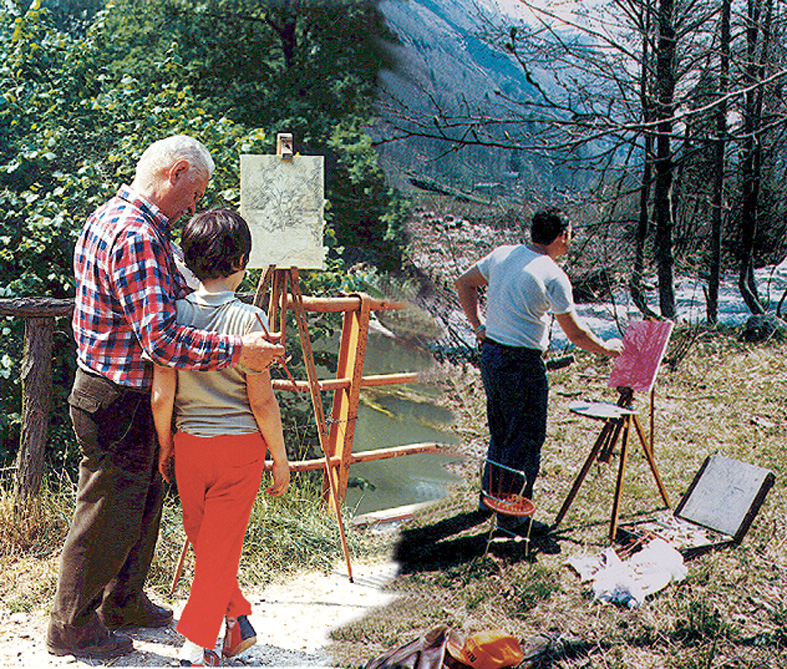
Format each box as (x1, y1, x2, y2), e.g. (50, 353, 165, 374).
(455, 209, 622, 531)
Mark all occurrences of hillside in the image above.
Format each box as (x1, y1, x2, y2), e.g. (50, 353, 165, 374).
(375, 0, 543, 196)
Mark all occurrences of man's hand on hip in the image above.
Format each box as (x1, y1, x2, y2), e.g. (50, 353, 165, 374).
(239, 331, 285, 371)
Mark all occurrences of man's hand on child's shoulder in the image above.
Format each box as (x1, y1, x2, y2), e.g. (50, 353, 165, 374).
(240, 331, 285, 371)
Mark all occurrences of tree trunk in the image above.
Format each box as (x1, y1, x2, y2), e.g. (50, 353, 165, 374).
(708, 0, 731, 324)
(654, 0, 677, 318)
(14, 317, 54, 503)
(631, 0, 659, 318)
(738, 0, 774, 315)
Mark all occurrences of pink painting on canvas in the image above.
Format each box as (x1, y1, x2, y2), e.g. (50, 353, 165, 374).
(607, 320, 674, 393)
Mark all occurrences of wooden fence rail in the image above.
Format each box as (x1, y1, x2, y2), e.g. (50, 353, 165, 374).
(0, 293, 442, 504)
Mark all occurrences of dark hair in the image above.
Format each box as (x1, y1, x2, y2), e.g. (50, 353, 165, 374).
(530, 208, 570, 245)
(181, 208, 252, 281)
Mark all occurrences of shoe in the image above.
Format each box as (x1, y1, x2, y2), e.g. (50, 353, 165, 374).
(180, 648, 220, 666)
(222, 614, 257, 658)
(47, 629, 133, 659)
(100, 592, 173, 630)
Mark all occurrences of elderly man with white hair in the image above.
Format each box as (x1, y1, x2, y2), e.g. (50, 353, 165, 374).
(47, 135, 284, 660)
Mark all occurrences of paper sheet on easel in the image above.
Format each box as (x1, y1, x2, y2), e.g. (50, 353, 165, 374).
(240, 154, 326, 269)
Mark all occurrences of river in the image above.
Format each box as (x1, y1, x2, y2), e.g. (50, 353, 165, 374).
(554, 265, 787, 345)
(343, 327, 462, 516)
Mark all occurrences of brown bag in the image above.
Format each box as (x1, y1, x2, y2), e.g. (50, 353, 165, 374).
(363, 626, 453, 669)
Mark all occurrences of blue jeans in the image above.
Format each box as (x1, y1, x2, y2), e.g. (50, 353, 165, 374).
(480, 339, 548, 497)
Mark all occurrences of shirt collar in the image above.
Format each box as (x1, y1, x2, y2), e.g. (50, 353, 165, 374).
(117, 185, 170, 236)
(185, 287, 237, 307)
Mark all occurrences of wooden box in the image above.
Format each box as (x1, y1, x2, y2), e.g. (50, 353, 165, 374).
(615, 454, 775, 559)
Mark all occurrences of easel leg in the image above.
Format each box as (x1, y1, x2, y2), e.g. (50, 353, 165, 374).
(609, 417, 632, 542)
(170, 537, 190, 595)
(288, 268, 354, 583)
(632, 415, 671, 508)
(253, 265, 276, 310)
(483, 513, 498, 558)
(554, 419, 616, 528)
(598, 418, 623, 463)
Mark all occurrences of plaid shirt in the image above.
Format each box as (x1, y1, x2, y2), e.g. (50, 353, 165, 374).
(73, 186, 241, 388)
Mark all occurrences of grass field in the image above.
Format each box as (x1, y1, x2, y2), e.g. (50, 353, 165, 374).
(329, 327, 786, 669)
(1, 327, 784, 668)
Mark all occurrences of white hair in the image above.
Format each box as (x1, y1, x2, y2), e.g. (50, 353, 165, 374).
(134, 135, 215, 187)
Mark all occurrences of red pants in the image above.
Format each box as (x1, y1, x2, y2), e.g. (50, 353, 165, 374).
(174, 431, 266, 649)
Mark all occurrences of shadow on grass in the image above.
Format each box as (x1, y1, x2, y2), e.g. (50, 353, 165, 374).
(521, 633, 604, 667)
(394, 510, 564, 574)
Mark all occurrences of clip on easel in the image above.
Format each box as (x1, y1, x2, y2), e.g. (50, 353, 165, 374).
(552, 319, 674, 541)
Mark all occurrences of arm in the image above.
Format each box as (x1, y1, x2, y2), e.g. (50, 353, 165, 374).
(247, 372, 290, 496)
(455, 265, 489, 339)
(151, 364, 177, 482)
(113, 230, 283, 372)
(555, 311, 624, 357)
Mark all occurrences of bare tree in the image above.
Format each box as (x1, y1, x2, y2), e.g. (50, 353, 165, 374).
(707, 0, 731, 324)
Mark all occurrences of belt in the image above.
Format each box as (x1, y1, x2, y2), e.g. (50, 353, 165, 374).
(483, 338, 542, 356)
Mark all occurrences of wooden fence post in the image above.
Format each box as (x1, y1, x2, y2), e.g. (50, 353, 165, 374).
(14, 317, 54, 501)
(0, 298, 71, 503)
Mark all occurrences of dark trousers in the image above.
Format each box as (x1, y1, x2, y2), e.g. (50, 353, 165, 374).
(47, 368, 164, 648)
(480, 339, 548, 498)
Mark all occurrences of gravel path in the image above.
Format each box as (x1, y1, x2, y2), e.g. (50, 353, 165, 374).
(0, 561, 399, 667)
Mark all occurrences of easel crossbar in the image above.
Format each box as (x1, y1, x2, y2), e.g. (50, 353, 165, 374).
(271, 371, 419, 393)
(263, 442, 444, 472)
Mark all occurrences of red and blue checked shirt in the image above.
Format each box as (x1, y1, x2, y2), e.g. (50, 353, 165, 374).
(73, 186, 241, 389)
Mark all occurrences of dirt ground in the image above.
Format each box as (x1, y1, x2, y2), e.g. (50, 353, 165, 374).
(0, 560, 399, 668)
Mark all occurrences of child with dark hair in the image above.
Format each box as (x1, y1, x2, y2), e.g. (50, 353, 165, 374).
(151, 208, 290, 667)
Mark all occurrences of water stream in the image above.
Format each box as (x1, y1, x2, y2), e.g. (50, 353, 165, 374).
(343, 328, 462, 517)
(555, 265, 787, 345)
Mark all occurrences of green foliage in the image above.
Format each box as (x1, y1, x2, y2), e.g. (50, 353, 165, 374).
(99, 0, 405, 266)
(328, 117, 410, 268)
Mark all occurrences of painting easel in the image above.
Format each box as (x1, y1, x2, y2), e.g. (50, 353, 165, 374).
(170, 134, 446, 592)
(254, 264, 355, 582)
(552, 320, 674, 541)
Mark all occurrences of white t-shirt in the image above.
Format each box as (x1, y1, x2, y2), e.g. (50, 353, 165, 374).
(174, 288, 267, 437)
(476, 244, 574, 351)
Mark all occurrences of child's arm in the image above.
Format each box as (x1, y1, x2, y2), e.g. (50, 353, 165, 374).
(151, 364, 177, 483)
(247, 371, 290, 496)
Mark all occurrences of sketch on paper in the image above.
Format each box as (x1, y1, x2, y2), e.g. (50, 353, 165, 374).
(240, 154, 325, 269)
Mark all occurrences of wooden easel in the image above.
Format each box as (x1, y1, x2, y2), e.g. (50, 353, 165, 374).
(552, 387, 671, 541)
(250, 132, 352, 580)
(254, 265, 354, 583)
(552, 319, 674, 542)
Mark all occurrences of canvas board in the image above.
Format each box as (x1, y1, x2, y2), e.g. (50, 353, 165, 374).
(240, 154, 325, 269)
(675, 454, 774, 538)
(616, 454, 775, 558)
(608, 320, 674, 393)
